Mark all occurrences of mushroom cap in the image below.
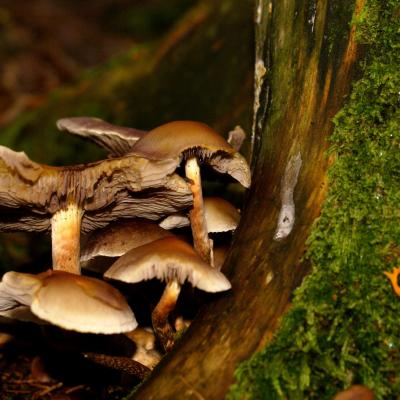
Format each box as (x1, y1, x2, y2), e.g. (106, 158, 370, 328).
(131, 121, 251, 188)
(0, 145, 192, 233)
(203, 197, 240, 232)
(159, 213, 190, 230)
(160, 197, 240, 233)
(81, 219, 172, 262)
(131, 121, 234, 160)
(57, 117, 146, 156)
(125, 327, 156, 350)
(105, 236, 231, 293)
(0, 271, 42, 308)
(30, 270, 137, 334)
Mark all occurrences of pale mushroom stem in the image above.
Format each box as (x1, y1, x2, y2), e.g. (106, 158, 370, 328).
(51, 202, 83, 274)
(185, 156, 212, 265)
(151, 280, 181, 352)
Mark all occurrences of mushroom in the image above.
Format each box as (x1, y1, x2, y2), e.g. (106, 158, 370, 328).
(57, 117, 147, 156)
(160, 197, 240, 233)
(1, 270, 137, 334)
(80, 218, 172, 272)
(130, 120, 251, 264)
(160, 197, 240, 267)
(125, 327, 162, 369)
(104, 236, 231, 351)
(202, 197, 241, 233)
(0, 145, 192, 274)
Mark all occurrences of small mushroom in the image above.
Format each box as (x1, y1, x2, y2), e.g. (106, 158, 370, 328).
(57, 117, 147, 156)
(0, 145, 192, 274)
(125, 327, 162, 369)
(1, 270, 137, 334)
(202, 197, 240, 233)
(81, 218, 172, 263)
(160, 197, 240, 267)
(160, 197, 240, 234)
(104, 236, 231, 351)
(131, 121, 251, 264)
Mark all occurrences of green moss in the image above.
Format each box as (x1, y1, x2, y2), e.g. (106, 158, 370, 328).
(229, 1, 400, 399)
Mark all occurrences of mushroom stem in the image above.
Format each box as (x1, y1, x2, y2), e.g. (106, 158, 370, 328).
(51, 202, 83, 274)
(151, 280, 181, 352)
(185, 156, 212, 265)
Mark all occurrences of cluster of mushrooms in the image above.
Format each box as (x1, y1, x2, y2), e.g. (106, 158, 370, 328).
(0, 118, 250, 377)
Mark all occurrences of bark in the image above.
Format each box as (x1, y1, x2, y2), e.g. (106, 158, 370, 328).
(132, 1, 362, 399)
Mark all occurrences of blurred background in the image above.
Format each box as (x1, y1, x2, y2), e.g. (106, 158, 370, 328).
(0, 0, 196, 127)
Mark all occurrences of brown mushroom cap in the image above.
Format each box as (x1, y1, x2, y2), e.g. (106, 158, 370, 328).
(160, 197, 240, 233)
(30, 270, 137, 334)
(203, 197, 240, 233)
(57, 117, 147, 156)
(81, 219, 172, 262)
(104, 236, 231, 292)
(131, 121, 251, 188)
(0, 145, 192, 233)
(131, 121, 234, 160)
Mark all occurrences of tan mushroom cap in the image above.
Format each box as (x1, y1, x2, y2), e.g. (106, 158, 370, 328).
(104, 236, 231, 293)
(160, 197, 240, 233)
(30, 270, 137, 334)
(125, 327, 156, 351)
(203, 197, 240, 232)
(131, 121, 250, 188)
(81, 219, 172, 262)
(131, 121, 234, 160)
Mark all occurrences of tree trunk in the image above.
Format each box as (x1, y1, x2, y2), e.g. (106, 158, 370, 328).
(132, 1, 362, 399)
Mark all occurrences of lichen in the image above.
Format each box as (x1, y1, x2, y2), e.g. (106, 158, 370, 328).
(229, 1, 400, 399)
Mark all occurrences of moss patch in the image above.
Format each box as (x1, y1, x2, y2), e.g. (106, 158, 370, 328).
(229, 1, 400, 399)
